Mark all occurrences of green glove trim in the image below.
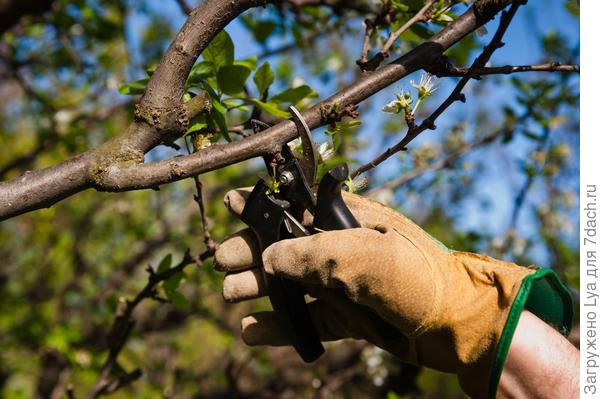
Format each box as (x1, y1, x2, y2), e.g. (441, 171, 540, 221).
(487, 268, 573, 399)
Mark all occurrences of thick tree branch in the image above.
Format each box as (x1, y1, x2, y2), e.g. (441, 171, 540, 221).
(0, 0, 511, 220)
(0, 0, 255, 220)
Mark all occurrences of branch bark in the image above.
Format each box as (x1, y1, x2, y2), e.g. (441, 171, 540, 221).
(428, 61, 580, 77)
(0, 0, 512, 221)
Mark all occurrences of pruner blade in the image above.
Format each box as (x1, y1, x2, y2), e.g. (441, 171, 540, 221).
(283, 210, 311, 237)
(289, 106, 317, 186)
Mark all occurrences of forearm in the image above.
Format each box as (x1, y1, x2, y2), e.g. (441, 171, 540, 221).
(498, 310, 579, 399)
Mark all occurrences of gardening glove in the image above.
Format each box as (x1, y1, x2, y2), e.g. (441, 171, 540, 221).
(214, 188, 573, 399)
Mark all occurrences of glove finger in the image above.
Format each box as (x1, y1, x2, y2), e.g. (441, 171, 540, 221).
(222, 267, 268, 303)
(241, 300, 351, 346)
(214, 228, 261, 272)
(223, 187, 253, 217)
(262, 227, 385, 287)
(241, 296, 407, 351)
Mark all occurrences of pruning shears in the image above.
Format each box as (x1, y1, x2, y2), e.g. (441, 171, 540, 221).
(240, 106, 360, 362)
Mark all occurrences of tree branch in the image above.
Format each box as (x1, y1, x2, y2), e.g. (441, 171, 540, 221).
(0, 0, 512, 221)
(381, 0, 438, 57)
(175, 0, 192, 15)
(429, 61, 580, 77)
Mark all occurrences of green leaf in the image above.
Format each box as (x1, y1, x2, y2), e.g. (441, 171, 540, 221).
(202, 30, 234, 71)
(234, 56, 257, 71)
(246, 98, 290, 119)
(163, 271, 185, 292)
(390, 1, 409, 12)
(271, 85, 317, 104)
(185, 114, 208, 135)
(252, 20, 276, 43)
(188, 61, 215, 85)
(217, 64, 252, 95)
(118, 78, 149, 95)
(210, 103, 231, 142)
(145, 64, 157, 77)
(157, 254, 172, 274)
(254, 62, 274, 98)
(165, 289, 190, 309)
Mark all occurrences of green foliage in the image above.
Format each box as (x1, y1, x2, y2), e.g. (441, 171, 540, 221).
(216, 64, 252, 95)
(270, 84, 317, 104)
(202, 30, 235, 71)
(254, 62, 275, 98)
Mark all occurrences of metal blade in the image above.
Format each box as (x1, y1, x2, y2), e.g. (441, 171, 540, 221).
(283, 210, 311, 237)
(289, 106, 317, 186)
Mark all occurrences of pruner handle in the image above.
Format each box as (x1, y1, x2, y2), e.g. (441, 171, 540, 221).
(314, 163, 360, 230)
(240, 181, 324, 363)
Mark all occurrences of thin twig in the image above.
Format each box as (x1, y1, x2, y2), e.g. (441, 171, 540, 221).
(351, 0, 525, 178)
(367, 127, 504, 195)
(192, 176, 217, 254)
(358, 1, 437, 71)
(175, 0, 192, 15)
(183, 137, 217, 256)
(358, 18, 376, 66)
(381, 0, 437, 57)
(88, 250, 204, 398)
(429, 61, 580, 77)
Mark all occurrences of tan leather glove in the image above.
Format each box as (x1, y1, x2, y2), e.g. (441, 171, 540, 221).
(215, 189, 572, 399)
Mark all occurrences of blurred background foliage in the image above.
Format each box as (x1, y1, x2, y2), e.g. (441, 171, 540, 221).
(0, 0, 579, 398)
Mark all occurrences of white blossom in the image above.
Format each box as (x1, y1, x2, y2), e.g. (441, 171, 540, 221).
(381, 90, 412, 113)
(345, 175, 367, 193)
(410, 73, 438, 99)
(317, 141, 335, 162)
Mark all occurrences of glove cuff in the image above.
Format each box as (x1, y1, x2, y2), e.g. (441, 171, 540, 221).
(485, 267, 573, 398)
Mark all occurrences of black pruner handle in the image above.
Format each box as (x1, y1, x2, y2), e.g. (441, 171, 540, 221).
(314, 163, 360, 230)
(240, 181, 324, 363)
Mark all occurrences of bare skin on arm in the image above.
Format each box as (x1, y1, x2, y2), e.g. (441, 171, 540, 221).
(498, 310, 579, 399)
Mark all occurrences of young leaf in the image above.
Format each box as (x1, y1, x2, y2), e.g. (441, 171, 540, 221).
(185, 114, 208, 135)
(210, 104, 231, 142)
(270, 85, 317, 104)
(246, 98, 290, 119)
(157, 253, 173, 274)
(254, 62, 274, 98)
(234, 56, 257, 71)
(251, 20, 276, 43)
(188, 61, 215, 85)
(163, 271, 185, 292)
(202, 30, 234, 71)
(165, 289, 190, 309)
(217, 64, 252, 95)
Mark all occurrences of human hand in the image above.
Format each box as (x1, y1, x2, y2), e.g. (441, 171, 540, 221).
(215, 188, 569, 398)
